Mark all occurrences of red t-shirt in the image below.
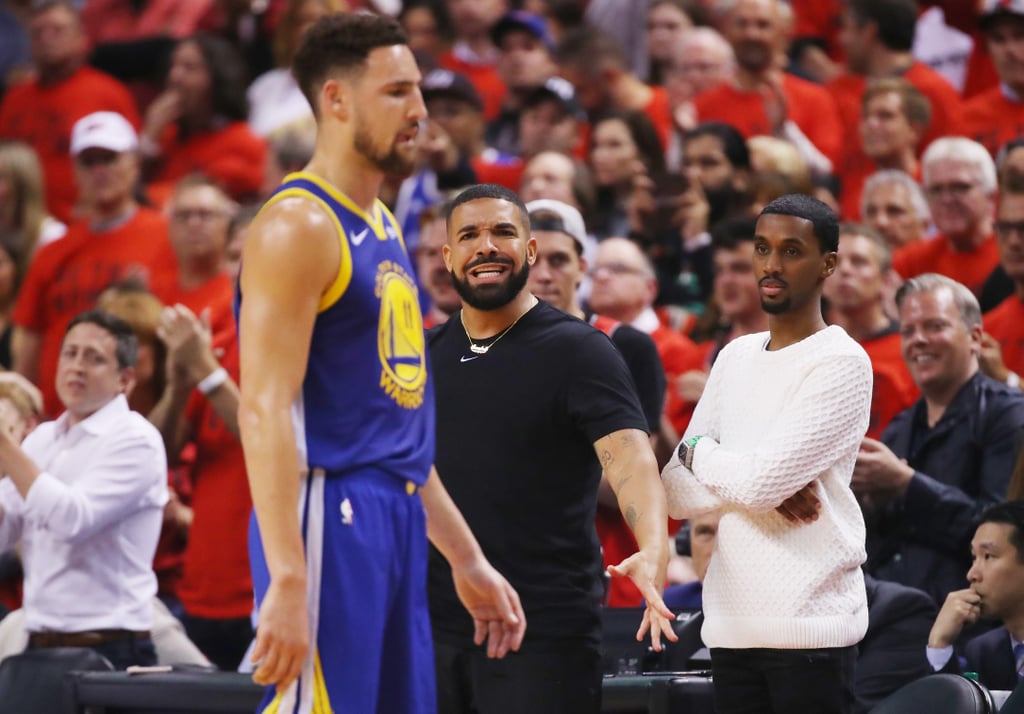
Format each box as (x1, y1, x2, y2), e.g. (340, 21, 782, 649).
(0, 68, 140, 222)
(962, 88, 1024, 159)
(163, 272, 236, 343)
(439, 49, 507, 123)
(177, 335, 253, 619)
(695, 74, 844, 164)
(860, 329, 918, 439)
(149, 121, 268, 204)
(12, 207, 179, 416)
(891, 233, 1000, 298)
(984, 294, 1024, 378)
(791, 0, 845, 61)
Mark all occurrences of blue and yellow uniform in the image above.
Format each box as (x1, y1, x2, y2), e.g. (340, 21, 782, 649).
(244, 172, 436, 714)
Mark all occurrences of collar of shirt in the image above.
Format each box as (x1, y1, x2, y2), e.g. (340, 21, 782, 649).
(631, 307, 661, 335)
(54, 394, 130, 438)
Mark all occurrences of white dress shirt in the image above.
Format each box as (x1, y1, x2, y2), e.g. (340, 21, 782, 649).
(0, 395, 168, 633)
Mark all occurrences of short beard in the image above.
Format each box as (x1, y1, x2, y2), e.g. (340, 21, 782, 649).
(760, 297, 790, 315)
(452, 262, 531, 311)
(354, 118, 416, 177)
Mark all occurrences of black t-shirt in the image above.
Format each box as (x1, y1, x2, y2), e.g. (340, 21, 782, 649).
(589, 318, 666, 433)
(427, 300, 649, 648)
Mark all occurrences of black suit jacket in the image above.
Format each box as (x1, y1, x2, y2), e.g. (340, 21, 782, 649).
(854, 575, 936, 713)
(940, 625, 1019, 692)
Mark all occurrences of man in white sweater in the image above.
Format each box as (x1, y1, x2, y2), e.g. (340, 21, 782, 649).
(662, 193, 873, 713)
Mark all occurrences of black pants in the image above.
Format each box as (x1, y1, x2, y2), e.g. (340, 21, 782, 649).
(434, 640, 601, 714)
(710, 646, 857, 714)
(181, 613, 253, 671)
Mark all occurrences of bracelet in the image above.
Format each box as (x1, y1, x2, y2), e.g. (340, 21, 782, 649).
(197, 367, 228, 396)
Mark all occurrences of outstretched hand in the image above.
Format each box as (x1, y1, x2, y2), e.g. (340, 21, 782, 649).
(607, 550, 678, 652)
(451, 559, 526, 659)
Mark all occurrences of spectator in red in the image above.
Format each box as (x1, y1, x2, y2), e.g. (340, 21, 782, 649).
(439, 0, 508, 121)
(892, 137, 1000, 298)
(141, 33, 267, 207)
(555, 26, 674, 149)
(824, 224, 918, 438)
(962, 1, 1024, 159)
(0, 0, 139, 222)
(980, 187, 1024, 387)
(829, 0, 963, 166)
(841, 78, 930, 221)
(861, 169, 931, 251)
(147, 173, 250, 671)
(11, 111, 178, 418)
(693, 0, 843, 173)
(644, 0, 704, 86)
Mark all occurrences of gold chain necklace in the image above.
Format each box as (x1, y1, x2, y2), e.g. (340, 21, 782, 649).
(460, 303, 533, 355)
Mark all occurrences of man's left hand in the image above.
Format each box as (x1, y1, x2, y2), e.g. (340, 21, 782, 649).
(607, 549, 678, 652)
(451, 559, 526, 659)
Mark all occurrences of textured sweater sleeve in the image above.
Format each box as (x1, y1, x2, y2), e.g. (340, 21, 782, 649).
(662, 346, 727, 518)
(691, 354, 871, 511)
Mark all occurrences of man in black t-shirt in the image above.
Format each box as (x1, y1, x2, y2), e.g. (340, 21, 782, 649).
(428, 184, 675, 714)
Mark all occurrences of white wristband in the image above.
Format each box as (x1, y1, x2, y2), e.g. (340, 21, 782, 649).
(1008, 372, 1020, 389)
(197, 367, 228, 396)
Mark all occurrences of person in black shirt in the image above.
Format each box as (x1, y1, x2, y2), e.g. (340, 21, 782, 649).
(428, 184, 675, 714)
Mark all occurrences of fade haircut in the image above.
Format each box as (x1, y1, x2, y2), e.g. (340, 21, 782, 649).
(292, 13, 408, 118)
(895, 273, 982, 329)
(759, 194, 839, 253)
(446, 184, 530, 232)
(979, 501, 1024, 564)
(64, 309, 139, 369)
(839, 222, 892, 272)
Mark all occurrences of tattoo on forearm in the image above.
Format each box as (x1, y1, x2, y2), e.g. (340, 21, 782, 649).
(613, 472, 634, 494)
(600, 449, 614, 469)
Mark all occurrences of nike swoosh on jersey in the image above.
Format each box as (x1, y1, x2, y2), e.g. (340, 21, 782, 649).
(351, 228, 370, 246)
(460, 355, 480, 363)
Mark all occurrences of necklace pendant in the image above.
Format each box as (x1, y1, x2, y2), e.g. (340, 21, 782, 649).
(469, 343, 490, 355)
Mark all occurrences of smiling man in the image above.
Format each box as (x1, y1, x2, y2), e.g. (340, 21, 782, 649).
(858, 274, 1024, 609)
(428, 183, 675, 714)
(662, 194, 873, 714)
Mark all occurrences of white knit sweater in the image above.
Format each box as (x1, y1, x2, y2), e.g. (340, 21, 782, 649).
(662, 325, 872, 650)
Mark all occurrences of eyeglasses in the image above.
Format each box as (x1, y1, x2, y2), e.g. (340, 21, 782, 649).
(925, 181, 977, 199)
(588, 262, 647, 278)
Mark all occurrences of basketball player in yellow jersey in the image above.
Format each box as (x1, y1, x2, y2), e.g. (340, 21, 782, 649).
(237, 13, 525, 714)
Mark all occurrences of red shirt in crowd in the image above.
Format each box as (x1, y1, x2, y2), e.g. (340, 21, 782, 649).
(694, 74, 844, 165)
(0, 68, 140, 222)
(148, 122, 268, 205)
(891, 233, 1000, 298)
(12, 207, 178, 417)
(860, 328, 918, 439)
(984, 294, 1024, 378)
(962, 88, 1024, 159)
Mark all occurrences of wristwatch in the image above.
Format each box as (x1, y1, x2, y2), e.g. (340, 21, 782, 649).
(677, 435, 703, 471)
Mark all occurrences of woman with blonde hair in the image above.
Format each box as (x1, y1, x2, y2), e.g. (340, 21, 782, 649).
(0, 142, 66, 263)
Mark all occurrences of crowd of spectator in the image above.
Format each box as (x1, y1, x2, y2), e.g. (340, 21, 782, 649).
(0, 0, 1024, 703)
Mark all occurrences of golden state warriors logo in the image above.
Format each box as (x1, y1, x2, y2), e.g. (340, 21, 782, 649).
(376, 261, 427, 409)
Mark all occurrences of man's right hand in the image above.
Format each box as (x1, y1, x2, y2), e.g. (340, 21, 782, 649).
(250, 575, 310, 690)
(928, 588, 981, 649)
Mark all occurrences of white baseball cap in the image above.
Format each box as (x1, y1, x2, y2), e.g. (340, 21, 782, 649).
(70, 111, 138, 157)
(526, 199, 588, 252)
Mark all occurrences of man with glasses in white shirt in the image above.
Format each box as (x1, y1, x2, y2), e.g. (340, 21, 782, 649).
(0, 309, 167, 669)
